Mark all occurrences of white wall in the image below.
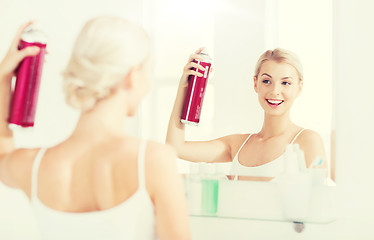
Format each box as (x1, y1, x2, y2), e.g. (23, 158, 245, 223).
(332, 0, 374, 238)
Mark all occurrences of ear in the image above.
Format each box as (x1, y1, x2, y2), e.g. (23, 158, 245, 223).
(120, 67, 136, 91)
(297, 80, 303, 96)
(253, 76, 259, 93)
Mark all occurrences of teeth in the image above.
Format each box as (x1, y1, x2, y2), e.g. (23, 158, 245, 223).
(267, 99, 283, 104)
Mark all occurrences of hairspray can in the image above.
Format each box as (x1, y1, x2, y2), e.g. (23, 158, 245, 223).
(8, 26, 47, 127)
(181, 51, 212, 126)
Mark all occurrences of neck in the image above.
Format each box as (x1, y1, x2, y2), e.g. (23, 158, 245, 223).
(71, 90, 129, 140)
(259, 112, 293, 139)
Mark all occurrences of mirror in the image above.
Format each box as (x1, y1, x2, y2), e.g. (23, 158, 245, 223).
(140, 0, 334, 222)
(141, 0, 333, 180)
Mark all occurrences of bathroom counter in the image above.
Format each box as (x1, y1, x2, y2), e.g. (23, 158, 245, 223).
(185, 171, 337, 239)
(189, 215, 337, 240)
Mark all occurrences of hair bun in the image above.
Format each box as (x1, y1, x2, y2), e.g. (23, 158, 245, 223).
(62, 16, 150, 112)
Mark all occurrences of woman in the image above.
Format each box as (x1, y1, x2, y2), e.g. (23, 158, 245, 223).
(167, 48, 327, 178)
(0, 17, 190, 239)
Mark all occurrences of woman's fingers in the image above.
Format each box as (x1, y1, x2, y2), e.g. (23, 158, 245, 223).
(184, 61, 205, 72)
(194, 47, 205, 54)
(10, 21, 34, 50)
(187, 53, 205, 64)
(17, 46, 40, 62)
(180, 47, 208, 84)
(186, 69, 203, 77)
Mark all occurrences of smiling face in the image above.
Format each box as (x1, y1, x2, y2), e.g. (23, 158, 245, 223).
(254, 60, 303, 116)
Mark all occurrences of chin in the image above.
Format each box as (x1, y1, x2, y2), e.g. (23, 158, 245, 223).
(266, 111, 285, 117)
(264, 106, 291, 117)
(127, 110, 137, 117)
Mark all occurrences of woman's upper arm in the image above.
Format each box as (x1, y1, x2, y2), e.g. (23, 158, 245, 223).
(296, 130, 327, 168)
(177, 134, 237, 163)
(146, 143, 190, 240)
(0, 149, 35, 191)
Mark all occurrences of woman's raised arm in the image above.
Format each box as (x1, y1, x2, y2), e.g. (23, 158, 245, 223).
(166, 48, 232, 163)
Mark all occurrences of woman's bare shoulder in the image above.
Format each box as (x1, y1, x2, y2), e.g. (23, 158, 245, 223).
(294, 129, 326, 166)
(296, 129, 324, 145)
(147, 141, 177, 163)
(1, 148, 41, 189)
(6, 148, 41, 169)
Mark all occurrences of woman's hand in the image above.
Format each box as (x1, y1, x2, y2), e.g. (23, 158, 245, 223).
(0, 21, 40, 139)
(179, 47, 207, 87)
(0, 21, 40, 82)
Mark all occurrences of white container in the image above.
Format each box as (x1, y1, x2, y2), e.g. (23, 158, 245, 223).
(277, 172, 313, 222)
(186, 164, 202, 215)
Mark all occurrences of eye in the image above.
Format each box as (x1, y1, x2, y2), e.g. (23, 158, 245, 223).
(282, 81, 291, 86)
(262, 79, 271, 84)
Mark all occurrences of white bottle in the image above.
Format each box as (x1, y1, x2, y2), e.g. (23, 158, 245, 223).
(283, 144, 299, 174)
(186, 163, 202, 215)
(293, 144, 307, 172)
(279, 144, 312, 221)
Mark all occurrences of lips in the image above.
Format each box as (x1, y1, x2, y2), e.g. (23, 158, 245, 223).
(266, 99, 284, 107)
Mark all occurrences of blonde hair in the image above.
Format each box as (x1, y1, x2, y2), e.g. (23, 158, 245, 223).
(254, 48, 303, 81)
(63, 16, 150, 111)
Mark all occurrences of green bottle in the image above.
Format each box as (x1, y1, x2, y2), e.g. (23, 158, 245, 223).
(201, 163, 219, 215)
(202, 178, 219, 215)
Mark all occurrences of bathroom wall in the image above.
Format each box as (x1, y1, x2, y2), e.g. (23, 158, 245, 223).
(332, 0, 374, 238)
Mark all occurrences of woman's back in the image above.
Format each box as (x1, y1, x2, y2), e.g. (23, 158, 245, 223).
(3, 124, 189, 239)
(35, 136, 142, 212)
(31, 136, 156, 239)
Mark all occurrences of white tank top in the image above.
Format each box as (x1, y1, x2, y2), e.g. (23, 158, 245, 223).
(31, 141, 156, 240)
(230, 129, 304, 177)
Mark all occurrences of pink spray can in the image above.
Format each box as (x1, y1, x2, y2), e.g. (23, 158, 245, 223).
(8, 26, 47, 127)
(181, 51, 212, 126)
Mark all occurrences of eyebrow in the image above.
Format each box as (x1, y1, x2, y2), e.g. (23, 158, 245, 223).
(261, 73, 272, 78)
(261, 73, 293, 80)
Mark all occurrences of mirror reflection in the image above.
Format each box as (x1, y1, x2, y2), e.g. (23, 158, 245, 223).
(145, 0, 333, 182)
(147, 0, 334, 221)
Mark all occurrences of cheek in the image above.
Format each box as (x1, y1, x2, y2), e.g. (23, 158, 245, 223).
(257, 86, 268, 96)
(284, 88, 299, 100)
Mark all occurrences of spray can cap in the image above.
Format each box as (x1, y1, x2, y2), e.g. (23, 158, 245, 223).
(21, 23, 47, 44)
(199, 48, 212, 62)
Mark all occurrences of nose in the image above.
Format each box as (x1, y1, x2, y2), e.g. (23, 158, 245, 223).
(270, 82, 281, 96)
